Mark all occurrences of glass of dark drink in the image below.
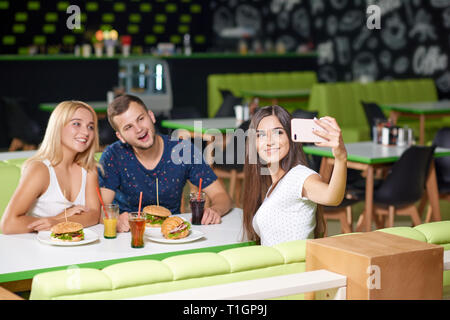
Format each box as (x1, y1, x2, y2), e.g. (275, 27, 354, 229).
(128, 212, 146, 248)
(190, 192, 205, 225)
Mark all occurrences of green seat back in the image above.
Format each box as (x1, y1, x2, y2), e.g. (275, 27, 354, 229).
(208, 71, 317, 117)
(0, 162, 21, 231)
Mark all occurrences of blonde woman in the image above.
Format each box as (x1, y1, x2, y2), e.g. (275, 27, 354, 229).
(0, 101, 101, 234)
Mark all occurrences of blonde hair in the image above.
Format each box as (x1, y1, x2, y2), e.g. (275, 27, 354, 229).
(24, 101, 99, 172)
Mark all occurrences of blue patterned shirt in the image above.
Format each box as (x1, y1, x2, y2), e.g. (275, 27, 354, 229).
(98, 135, 217, 214)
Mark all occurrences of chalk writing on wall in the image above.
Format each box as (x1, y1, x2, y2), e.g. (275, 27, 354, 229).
(210, 0, 450, 97)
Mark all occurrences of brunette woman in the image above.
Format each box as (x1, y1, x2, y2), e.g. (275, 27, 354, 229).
(242, 105, 347, 246)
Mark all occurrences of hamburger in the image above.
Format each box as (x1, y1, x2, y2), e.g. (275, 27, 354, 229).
(143, 205, 171, 227)
(50, 221, 84, 242)
(161, 216, 191, 240)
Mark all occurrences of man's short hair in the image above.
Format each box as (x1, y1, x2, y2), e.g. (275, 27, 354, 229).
(107, 94, 147, 131)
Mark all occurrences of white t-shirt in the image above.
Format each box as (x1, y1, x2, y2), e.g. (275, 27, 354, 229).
(252, 164, 318, 246)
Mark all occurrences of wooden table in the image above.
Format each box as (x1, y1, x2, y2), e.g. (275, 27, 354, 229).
(303, 141, 450, 232)
(306, 232, 443, 299)
(380, 100, 450, 145)
(240, 89, 310, 105)
(0, 209, 252, 293)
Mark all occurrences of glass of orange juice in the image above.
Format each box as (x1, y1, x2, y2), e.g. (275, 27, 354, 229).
(102, 204, 119, 239)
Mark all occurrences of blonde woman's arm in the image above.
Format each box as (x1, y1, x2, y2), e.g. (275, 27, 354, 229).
(302, 117, 348, 206)
(0, 162, 50, 234)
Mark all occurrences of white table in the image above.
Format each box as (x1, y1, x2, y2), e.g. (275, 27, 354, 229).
(0, 209, 249, 290)
(303, 141, 450, 231)
(380, 100, 450, 145)
(0, 150, 36, 161)
(445, 250, 450, 271)
(161, 117, 240, 140)
(133, 270, 347, 300)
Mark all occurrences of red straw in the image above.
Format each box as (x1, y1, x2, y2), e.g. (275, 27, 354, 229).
(96, 187, 109, 219)
(197, 178, 203, 201)
(138, 191, 143, 219)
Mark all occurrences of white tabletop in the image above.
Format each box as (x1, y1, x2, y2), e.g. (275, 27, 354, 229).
(445, 250, 450, 271)
(304, 141, 450, 164)
(0, 150, 37, 161)
(382, 100, 450, 113)
(0, 209, 248, 282)
(162, 117, 239, 131)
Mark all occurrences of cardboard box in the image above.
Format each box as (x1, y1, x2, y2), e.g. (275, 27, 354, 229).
(306, 232, 443, 300)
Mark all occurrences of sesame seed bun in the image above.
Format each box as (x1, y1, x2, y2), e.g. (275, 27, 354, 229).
(143, 205, 171, 217)
(51, 221, 83, 234)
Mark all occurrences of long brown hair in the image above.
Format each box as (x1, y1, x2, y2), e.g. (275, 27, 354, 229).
(242, 105, 326, 243)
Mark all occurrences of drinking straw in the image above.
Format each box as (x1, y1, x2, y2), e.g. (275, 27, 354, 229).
(197, 178, 203, 201)
(138, 191, 143, 219)
(64, 190, 68, 222)
(156, 178, 159, 207)
(96, 186, 109, 219)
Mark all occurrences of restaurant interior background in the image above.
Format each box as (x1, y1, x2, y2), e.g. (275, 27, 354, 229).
(0, 1, 449, 148)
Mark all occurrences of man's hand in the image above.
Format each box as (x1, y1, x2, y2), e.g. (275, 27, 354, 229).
(117, 212, 130, 232)
(201, 207, 222, 225)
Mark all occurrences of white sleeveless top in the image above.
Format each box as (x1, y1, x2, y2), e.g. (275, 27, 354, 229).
(252, 164, 318, 246)
(27, 160, 87, 218)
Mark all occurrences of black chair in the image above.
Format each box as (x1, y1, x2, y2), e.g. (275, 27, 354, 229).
(212, 121, 249, 207)
(323, 198, 362, 235)
(421, 128, 450, 221)
(368, 145, 435, 228)
(434, 127, 450, 192)
(98, 118, 117, 147)
(214, 89, 243, 118)
(0, 97, 43, 151)
(361, 101, 387, 140)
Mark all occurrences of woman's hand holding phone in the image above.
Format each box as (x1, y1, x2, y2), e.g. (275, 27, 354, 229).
(312, 117, 347, 162)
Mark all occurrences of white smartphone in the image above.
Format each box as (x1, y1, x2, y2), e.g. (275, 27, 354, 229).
(291, 118, 327, 143)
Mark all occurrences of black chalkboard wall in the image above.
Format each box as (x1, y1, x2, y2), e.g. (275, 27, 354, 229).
(210, 0, 450, 99)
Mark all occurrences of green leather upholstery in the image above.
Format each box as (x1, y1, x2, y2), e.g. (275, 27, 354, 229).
(29, 221, 450, 300)
(207, 71, 317, 117)
(219, 246, 284, 272)
(30, 268, 113, 300)
(30, 241, 307, 300)
(103, 260, 173, 289)
(414, 221, 450, 245)
(376, 227, 428, 243)
(308, 78, 447, 143)
(0, 162, 21, 230)
(163, 252, 230, 280)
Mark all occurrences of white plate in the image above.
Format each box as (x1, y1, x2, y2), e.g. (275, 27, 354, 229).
(145, 229, 205, 244)
(37, 229, 99, 246)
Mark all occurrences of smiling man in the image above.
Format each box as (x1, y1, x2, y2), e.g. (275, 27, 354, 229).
(98, 95, 232, 232)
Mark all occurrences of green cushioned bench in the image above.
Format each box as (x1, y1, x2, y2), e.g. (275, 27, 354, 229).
(29, 221, 450, 300)
(308, 78, 450, 143)
(207, 71, 317, 118)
